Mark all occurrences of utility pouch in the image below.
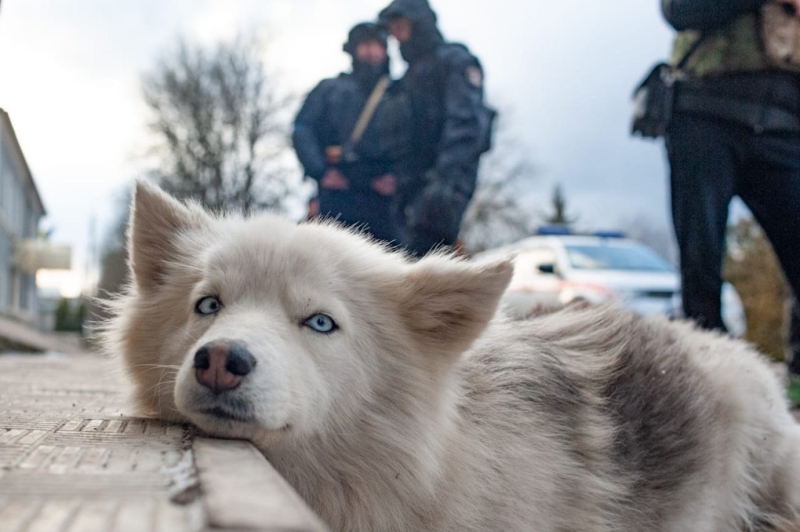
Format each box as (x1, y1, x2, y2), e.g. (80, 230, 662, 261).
(631, 34, 706, 139)
(761, 2, 800, 73)
(631, 64, 681, 139)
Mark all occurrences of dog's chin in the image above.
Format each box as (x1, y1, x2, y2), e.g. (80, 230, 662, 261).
(183, 407, 291, 440)
(173, 379, 295, 441)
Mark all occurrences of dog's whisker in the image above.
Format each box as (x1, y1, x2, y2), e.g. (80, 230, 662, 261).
(130, 364, 182, 375)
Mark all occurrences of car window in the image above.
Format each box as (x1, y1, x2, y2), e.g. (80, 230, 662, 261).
(564, 244, 673, 272)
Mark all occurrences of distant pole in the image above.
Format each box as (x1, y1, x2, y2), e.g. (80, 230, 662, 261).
(84, 215, 97, 299)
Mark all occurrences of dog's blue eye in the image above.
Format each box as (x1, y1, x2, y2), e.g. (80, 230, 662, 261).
(195, 296, 222, 315)
(304, 314, 336, 333)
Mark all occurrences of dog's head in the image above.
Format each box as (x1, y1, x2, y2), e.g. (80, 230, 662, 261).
(108, 182, 512, 444)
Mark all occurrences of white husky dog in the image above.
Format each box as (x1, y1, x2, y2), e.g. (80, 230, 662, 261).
(107, 182, 800, 532)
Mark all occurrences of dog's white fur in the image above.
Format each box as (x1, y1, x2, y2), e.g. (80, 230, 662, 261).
(105, 182, 800, 531)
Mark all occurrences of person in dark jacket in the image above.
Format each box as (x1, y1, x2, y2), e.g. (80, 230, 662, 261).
(378, 0, 491, 256)
(662, 0, 800, 370)
(292, 23, 400, 244)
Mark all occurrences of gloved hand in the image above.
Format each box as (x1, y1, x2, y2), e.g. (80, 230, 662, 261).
(407, 172, 469, 243)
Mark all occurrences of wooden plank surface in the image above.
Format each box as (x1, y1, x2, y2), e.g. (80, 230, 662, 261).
(0, 353, 328, 532)
(195, 438, 329, 532)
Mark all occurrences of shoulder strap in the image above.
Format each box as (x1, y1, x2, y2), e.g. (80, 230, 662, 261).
(677, 32, 708, 70)
(350, 75, 391, 148)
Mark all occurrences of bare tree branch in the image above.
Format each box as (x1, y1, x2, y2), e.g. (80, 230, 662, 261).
(460, 121, 538, 254)
(141, 34, 298, 212)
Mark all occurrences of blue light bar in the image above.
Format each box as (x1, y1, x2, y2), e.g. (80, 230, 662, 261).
(536, 225, 572, 236)
(594, 230, 625, 238)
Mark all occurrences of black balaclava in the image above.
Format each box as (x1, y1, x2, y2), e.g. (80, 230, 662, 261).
(344, 22, 390, 91)
(378, 0, 444, 65)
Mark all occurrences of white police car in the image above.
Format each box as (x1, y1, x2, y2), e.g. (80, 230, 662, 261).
(475, 228, 745, 336)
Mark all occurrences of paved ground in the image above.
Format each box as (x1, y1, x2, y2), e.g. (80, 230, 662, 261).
(0, 353, 328, 532)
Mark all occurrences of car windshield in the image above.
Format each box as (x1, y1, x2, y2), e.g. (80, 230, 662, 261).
(565, 243, 673, 272)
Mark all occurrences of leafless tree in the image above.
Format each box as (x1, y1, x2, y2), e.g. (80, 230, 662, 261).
(142, 35, 297, 212)
(617, 214, 677, 265)
(459, 124, 537, 254)
(725, 217, 790, 360)
(96, 190, 131, 300)
(83, 186, 132, 334)
(542, 184, 578, 226)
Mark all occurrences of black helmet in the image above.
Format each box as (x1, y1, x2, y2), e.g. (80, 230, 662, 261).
(378, 0, 438, 27)
(343, 22, 388, 56)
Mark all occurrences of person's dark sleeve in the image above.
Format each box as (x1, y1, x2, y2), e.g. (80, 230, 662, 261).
(661, 0, 770, 31)
(434, 49, 484, 182)
(292, 82, 330, 182)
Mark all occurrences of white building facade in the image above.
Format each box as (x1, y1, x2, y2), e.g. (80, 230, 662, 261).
(0, 109, 46, 323)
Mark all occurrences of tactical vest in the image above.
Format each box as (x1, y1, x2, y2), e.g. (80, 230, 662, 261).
(672, 7, 800, 78)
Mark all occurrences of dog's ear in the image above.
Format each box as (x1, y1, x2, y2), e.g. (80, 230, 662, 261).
(397, 256, 513, 356)
(128, 181, 205, 291)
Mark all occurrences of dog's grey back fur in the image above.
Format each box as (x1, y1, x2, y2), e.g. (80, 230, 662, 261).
(444, 305, 800, 531)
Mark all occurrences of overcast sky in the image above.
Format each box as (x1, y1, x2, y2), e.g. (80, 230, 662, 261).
(0, 0, 682, 296)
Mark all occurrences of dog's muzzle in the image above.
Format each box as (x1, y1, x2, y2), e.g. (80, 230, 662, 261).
(193, 340, 256, 394)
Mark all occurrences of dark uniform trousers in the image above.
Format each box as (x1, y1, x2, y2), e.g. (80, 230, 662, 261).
(318, 188, 399, 244)
(666, 113, 800, 336)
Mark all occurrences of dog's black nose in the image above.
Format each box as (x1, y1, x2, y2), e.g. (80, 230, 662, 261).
(194, 346, 211, 370)
(194, 341, 256, 392)
(225, 343, 257, 376)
